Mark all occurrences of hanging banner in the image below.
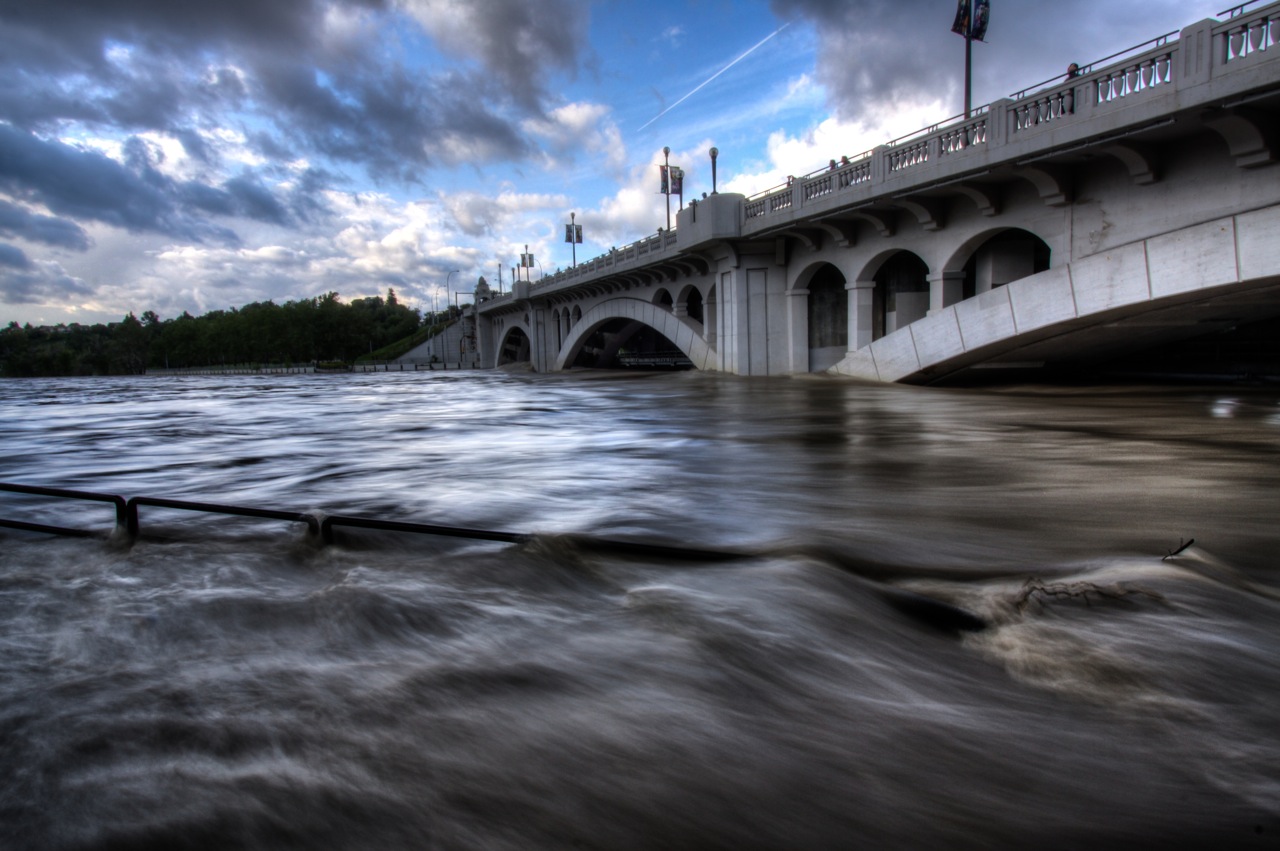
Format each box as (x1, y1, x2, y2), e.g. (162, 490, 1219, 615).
(659, 164, 669, 195)
(669, 166, 684, 196)
(520, 253, 535, 268)
(951, 0, 990, 41)
(972, 0, 989, 41)
(564, 224, 583, 243)
(950, 0, 967, 37)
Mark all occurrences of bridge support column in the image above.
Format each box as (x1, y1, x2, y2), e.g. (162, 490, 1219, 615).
(788, 287, 809, 373)
(475, 310, 495, 368)
(532, 306, 553, 372)
(928, 271, 966, 315)
(847, 279, 876, 351)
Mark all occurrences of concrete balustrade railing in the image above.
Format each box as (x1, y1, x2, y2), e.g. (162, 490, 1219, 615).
(735, 2, 1277, 227)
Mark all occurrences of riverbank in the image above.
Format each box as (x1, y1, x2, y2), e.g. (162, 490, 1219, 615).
(145, 359, 481, 375)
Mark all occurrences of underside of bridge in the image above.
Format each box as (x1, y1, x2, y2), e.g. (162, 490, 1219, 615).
(569, 319, 693, 370)
(921, 276, 1280, 386)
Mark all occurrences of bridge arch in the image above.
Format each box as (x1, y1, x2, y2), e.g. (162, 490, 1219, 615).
(858, 249, 930, 340)
(676, 283, 704, 327)
(497, 325, 532, 366)
(553, 297, 711, 370)
(792, 260, 849, 372)
(942, 227, 1052, 305)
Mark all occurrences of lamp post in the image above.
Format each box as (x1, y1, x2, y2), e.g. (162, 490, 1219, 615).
(663, 146, 671, 231)
(709, 147, 719, 194)
(453, 291, 474, 361)
(567, 211, 579, 268)
(445, 269, 459, 319)
(951, 0, 989, 119)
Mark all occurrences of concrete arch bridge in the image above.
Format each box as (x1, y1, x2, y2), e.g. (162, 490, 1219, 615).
(475, 3, 1280, 382)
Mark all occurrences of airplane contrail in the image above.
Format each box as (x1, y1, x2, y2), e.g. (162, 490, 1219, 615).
(639, 22, 791, 132)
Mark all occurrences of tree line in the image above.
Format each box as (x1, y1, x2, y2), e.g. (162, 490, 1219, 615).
(0, 289, 443, 377)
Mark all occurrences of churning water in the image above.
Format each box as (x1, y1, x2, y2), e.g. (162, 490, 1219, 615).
(2, 370, 1279, 849)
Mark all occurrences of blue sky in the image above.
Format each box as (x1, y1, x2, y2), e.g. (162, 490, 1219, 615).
(0, 0, 1227, 326)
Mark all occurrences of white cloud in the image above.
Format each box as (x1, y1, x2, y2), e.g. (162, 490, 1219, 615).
(722, 99, 948, 194)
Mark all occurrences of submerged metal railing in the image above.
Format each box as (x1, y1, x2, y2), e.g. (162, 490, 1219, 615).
(0, 483, 127, 538)
(0, 481, 738, 560)
(0, 482, 994, 633)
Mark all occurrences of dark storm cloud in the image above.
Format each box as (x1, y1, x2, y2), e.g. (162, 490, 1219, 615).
(415, 0, 589, 109)
(0, 248, 94, 304)
(224, 175, 291, 225)
(0, 125, 244, 244)
(0, 243, 33, 270)
(0, 0, 358, 70)
(0, 0, 590, 181)
(0, 126, 174, 233)
(177, 166, 334, 227)
(0, 201, 92, 251)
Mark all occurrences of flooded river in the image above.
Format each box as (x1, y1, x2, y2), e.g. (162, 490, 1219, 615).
(2, 370, 1279, 848)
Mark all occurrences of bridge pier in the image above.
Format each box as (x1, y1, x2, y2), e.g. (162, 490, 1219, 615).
(928, 271, 966, 315)
(847, 279, 876, 352)
(787, 286, 809, 374)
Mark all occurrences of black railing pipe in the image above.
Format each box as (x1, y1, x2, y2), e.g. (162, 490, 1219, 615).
(0, 482, 127, 537)
(124, 496, 320, 538)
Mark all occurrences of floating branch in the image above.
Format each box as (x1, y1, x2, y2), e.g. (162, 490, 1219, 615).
(1162, 538, 1195, 561)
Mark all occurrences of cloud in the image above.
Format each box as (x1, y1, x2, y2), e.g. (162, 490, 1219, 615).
(770, 0, 1205, 121)
(0, 243, 32, 269)
(0, 125, 261, 245)
(0, 126, 185, 236)
(0, 251, 93, 306)
(0, 0, 584, 189)
(721, 103, 948, 194)
(223, 175, 292, 226)
(0, 200, 92, 250)
(398, 0, 591, 108)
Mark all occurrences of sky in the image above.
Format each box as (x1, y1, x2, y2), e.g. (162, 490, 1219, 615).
(0, 0, 1235, 327)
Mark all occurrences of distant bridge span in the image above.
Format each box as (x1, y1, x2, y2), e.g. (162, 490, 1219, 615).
(475, 3, 1280, 381)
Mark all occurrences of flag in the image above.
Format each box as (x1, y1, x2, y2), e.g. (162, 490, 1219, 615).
(952, 0, 989, 41)
(520, 253, 534, 267)
(659, 164, 669, 195)
(670, 166, 683, 196)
